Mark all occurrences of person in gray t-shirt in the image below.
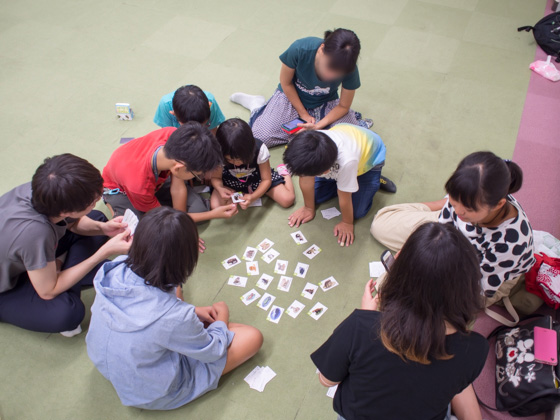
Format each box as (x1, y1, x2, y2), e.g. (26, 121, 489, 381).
(0, 154, 132, 336)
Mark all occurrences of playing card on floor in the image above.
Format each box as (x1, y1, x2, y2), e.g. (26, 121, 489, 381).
(319, 276, 339, 292)
(222, 255, 241, 269)
(244, 366, 277, 392)
(274, 259, 288, 275)
(277, 276, 292, 292)
(286, 300, 306, 318)
(369, 261, 386, 278)
(257, 238, 274, 253)
(321, 207, 341, 220)
(290, 231, 308, 245)
(241, 289, 261, 306)
(301, 282, 318, 300)
(256, 273, 273, 290)
(228, 275, 247, 287)
(303, 244, 321, 260)
(266, 305, 284, 324)
(246, 261, 259, 276)
(242, 247, 257, 261)
(257, 293, 276, 311)
(122, 209, 139, 235)
(294, 262, 309, 278)
(308, 302, 328, 320)
(261, 248, 280, 264)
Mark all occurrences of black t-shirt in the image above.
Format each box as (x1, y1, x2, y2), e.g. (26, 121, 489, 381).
(311, 310, 489, 420)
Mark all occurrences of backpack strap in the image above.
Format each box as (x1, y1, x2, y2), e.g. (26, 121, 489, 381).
(484, 297, 520, 327)
(518, 25, 534, 32)
(476, 388, 560, 412)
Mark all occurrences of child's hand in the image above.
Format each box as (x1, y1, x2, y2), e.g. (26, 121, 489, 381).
(102, 216, 127, 237)
(218, 186, 234, 201)
(239, 193, 253, 210)
(299, 113, 316, 125)
(361, 279, 380, 311)
(288, 206, 315, 227)
(212, 301, 230, 324)
(195, 306, 217, 324)
(334, 221, 354, 247)
(198, 237, 206, 253)
(101, 229, 132, 257)
(214, 204, 238, 219)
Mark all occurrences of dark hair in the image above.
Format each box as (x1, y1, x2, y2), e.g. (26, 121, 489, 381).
(379, 222, 483, 364)
(216, 118, 256, 165)
(31, 154, 103, 217)
(172, 85, 211, 125)
(445, 151, 523, 211)
(126, 207, 199, 292)
(323, 28, 361, 73)
(164, 121, 223, 173)
(283, 130, 338, 176)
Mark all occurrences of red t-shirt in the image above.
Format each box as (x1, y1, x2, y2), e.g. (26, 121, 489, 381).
(103, 127, 176, 212)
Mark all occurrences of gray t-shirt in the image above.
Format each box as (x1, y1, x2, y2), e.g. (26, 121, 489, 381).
(0, 183, 68, 293)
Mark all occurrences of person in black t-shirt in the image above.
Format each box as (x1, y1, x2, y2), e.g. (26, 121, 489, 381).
(311, 222, 489, 420)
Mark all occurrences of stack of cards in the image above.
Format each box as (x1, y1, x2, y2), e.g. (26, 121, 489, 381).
(122, 209, 139, 235)
(369, 261, 386, 278)
(327, 385, 338, 398)
(244, 366, 277, 392)
(321, 207, 341, 220)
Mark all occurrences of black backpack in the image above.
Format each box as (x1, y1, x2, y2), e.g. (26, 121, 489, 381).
(519, 12, 560, 62)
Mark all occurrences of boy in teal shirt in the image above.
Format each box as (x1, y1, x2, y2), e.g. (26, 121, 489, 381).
(154, 85, 225, 134)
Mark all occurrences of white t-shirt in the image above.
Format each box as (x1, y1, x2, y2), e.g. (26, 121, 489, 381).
(316, 130, 360, 193)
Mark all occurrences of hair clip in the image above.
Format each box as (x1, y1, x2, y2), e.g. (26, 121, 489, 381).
(503, 159, 511, 163)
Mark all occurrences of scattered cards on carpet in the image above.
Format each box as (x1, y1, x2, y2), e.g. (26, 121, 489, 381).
(308, 302, 327, 320)
(257, 239, 274, 253)
(294, 262, 309, 278)
(319, 276, 338, 292)
(246, 261, 259, 276)
(277, 276, 292, 292)
(256, 274, 273, 290)
(267, 305, 284, 323)
(303, 244, 321, 259)
(286, 300, 305, 318)
(222, 255, 241, 269)
(258, 293, 276, 311)
(243, 247, 257, 261)
(290, 231, 308, 245)
(301, 282, 318, 300)
(228, 275, 247, 287)
(261, 248, 280, 264)
(274, 259, 288, 275)
(241, 289, 261, 305)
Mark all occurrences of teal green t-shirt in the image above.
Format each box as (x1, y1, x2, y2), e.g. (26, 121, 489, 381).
(153, 90, 225, 129)
(278, 37, 361, 110)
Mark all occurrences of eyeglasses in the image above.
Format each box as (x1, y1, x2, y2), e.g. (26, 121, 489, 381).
(190, 171, 203, 182)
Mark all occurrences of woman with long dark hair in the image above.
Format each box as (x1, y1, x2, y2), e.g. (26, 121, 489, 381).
(312, 223, 489, 420)
(86, 207, 263, 410)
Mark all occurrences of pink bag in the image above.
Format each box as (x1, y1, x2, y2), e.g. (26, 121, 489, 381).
(529, 55, 560, 81)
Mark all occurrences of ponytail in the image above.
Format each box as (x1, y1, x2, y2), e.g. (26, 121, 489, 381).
(504, 160, 523, 194)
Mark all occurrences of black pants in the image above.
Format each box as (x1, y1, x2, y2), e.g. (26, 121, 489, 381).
(0, 210, 109, 333)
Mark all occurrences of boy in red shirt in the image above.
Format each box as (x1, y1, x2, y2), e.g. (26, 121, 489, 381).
(103, 122, 237, 225)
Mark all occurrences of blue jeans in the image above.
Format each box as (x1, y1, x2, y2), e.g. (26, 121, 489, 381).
(315, 167, 382, 220)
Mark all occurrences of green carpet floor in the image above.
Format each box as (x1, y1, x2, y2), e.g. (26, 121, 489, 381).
(0, 0, 546, 419)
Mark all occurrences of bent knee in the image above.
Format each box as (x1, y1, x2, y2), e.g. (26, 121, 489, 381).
(278, 196, 295, 209)
(46, 299, 85, 333)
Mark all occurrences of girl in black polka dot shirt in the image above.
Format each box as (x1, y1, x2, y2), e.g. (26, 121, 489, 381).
(438, 152, 535, 299)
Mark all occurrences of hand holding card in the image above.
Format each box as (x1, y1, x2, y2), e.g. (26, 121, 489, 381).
(122, 209, 139, 235)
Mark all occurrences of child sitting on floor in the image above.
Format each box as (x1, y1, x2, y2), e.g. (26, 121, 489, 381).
(154, 84, 225, 134)
(210, 118, 295, 210)
(86, 206, 263, 410)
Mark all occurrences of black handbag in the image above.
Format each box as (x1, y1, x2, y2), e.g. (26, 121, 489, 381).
(475, 315, 560, 417)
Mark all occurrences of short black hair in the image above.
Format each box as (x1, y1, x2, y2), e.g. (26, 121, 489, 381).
(445, 151, 523, 211)
(164, 121, 223, 174)
(323, 28, 361, 74)
(126, 207, 199, 292)
(31, 154, 103, 217)
(283, 130, 338, 176)
(172, 85, 211, 125)
(216, 118, 256, 165)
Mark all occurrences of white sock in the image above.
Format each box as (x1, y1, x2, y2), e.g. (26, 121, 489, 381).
(60, 324, 82, 338)
(230, 93, 266, 112)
